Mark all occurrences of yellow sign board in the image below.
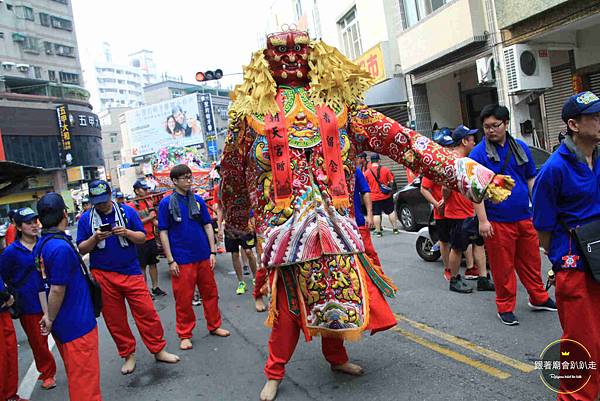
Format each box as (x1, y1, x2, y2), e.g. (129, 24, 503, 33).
(354, 43, 386, 84)
(67, 166, 84, 183)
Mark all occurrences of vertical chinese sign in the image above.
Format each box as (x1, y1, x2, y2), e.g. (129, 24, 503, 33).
(56, 104, 73, 166)
(200, 94, 218, 161)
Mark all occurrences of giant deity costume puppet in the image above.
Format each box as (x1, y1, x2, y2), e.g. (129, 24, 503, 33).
(220, 29, 514, 401)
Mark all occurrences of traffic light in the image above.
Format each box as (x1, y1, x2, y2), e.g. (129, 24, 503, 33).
(196, 69, 223, 82)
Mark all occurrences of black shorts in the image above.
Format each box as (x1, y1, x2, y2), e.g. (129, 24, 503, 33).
(448, 218, 484, 251)
(373, 197, 395, 215)
(137, 238, 159, 267)
(436, 218, 453, 243)
(224, 233, 256, 253)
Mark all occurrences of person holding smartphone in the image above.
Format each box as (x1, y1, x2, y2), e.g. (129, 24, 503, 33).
(77, 180, 179, 375)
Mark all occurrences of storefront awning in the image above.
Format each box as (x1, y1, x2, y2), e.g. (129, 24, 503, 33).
(364, 76, 408, 108)
(0, 161, 44, 198)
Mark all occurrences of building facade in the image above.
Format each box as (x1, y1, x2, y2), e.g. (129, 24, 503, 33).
(0, 0, 101, 215)
(98, 106, 130, 187)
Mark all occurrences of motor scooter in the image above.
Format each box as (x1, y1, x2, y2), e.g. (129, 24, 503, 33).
(416, 210, 441, 262)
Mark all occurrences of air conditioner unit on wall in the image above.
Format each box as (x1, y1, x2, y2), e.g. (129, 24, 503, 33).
(476, 56, 495, 84)
(503, 44, 553, 94)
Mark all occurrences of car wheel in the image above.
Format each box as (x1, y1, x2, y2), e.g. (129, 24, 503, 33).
(397, 204, 417, 231)
(416, 236, 441, 262)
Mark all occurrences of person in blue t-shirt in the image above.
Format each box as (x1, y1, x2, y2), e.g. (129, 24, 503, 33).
(77, 180, 179, 375)
(469, 104, 555, 326)
(353, 162, 380, 266)
(158, 164, 230, 351)
(0, 207, 57, 390)
(533, 91, 600, 401)
(34, 192, 101, 401)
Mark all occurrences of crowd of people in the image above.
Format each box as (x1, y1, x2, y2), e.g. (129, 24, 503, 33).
(0, 68, 598, 401)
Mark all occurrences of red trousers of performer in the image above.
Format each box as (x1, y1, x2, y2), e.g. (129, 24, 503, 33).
(20, 313, 56, 381)
(0, 311, 18, 400)
(172, 260, 222, 338)
(359, 225, 382, 266)
(485, 219, 548, 313)
(92, 270, 166, 357)
(264, 265, 396, 379)
(253, 267, 268, 300)
(56, 326, 102, 401)
(556, 270, 600, 401)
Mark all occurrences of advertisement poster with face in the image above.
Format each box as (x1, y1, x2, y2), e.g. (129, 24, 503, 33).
(126, 93, 204, 157)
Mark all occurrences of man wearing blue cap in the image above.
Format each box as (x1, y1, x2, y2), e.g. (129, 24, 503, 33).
(77, 180, 179, 375)
(533, 91, 600, 401)
(35, 192, 102, 401)
(0, 208, 57, 391)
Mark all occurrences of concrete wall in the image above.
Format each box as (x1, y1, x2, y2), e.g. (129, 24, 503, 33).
(426, 73, 462, 129)
(396, 0, 486, 72)
(494, 0, 568, 29)
(574, 24, 600, 69)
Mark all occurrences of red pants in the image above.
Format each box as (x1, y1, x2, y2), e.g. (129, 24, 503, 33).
(56, 326, 102, 401)
(172, 260, 222, 338)
(0, 312, 18, 400)
(264, 274, 348, 380)
(20, 313, 56, 381)
(264, 264, 396, 380)
(92, 270, 166, 357)
(253, 267, 268, 300)
(556, 270, 600, 401)
(485, 219, 548, 313)
(359, 225, 382, 266)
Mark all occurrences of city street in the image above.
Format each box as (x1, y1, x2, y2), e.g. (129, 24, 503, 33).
(15, 229, 560, 401)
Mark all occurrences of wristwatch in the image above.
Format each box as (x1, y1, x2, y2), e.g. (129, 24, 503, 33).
(210, 251, 217, 255)
(167, 260, 175, 265)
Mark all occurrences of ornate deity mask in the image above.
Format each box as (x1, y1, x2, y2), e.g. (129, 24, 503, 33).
(264, 30, 310, 86)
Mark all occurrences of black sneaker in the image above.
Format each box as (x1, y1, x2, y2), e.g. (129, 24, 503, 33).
(477, 276, 495, 291)
(152, 287, 167, 297)
(376, 231, 383, 238)
(497, 312, 519, 325)
(527, 298, 557, 312)
(449, 275, 473, 293)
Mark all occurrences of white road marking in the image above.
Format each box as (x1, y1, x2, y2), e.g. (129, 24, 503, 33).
(18, 335, 56, 398)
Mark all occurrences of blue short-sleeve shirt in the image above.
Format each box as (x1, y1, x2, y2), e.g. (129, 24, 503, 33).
(532, 142, 600, 271)
(35, 233, 97, 343)
(0, 274, 7, 312)
(0, 240, 43, 314)
(158, 193, 212, 265)
(353, 168, 371, 227)
(76, 204, 145, 275)
(469, 138, 537, 222)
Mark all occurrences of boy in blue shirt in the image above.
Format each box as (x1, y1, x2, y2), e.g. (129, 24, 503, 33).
(533, 91, 600, 401)
(35, 192, 101, 401)
(77, 180, 179, 375)
(158, 164, 230, 351)
(470, 104, 555, 325)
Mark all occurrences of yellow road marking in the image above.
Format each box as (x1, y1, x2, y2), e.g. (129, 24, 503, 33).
(394, 313, 534, 373)
(391, 326, 512, 379)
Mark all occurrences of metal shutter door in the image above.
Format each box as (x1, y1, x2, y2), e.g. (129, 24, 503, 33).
(372, 104, 410, 187)
(588, 71, 600, 95)
(542, 66, 572, 151)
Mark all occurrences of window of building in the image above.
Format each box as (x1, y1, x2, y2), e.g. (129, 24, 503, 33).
(0, 32, 4, 39)
(23, 36, 40, 53)
(109, 133, 118, 143)
(401, 0, 452, 28)
(112, 151, 120, 161)
(50, 16, 73, 31)
(15, 6, 34, 21)
(51, 0, 68, 4)
(33, 66, 41, 79)
(54, 43, 75, 57)
(294, 0, 302, 20)
(6, 4, 13, 11)
(59, 71, 79, 84)
(48, 70, 56, 81)
(43, 41, 53, 54)
(338, 8, 363, 60)
(39, 12, 50, 26)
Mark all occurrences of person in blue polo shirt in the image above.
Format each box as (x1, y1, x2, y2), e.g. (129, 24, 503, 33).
(533, 91, 600, 401)
(158, 164, 230, 351)
(0, 208, 57, 391)
(34, 192, 101, 401)
(470, 104, 555, 326)
(77, 180, 179, 375)
(353, 156, 380, 266)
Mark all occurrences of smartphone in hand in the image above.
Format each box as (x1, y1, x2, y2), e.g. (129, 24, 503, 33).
(100, 223, 112, 232)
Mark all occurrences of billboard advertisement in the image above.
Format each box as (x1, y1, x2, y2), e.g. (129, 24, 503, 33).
(125, 93, 204, 157)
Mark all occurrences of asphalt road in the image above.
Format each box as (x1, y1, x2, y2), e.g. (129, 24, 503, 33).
(15, 228, 562, 401)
